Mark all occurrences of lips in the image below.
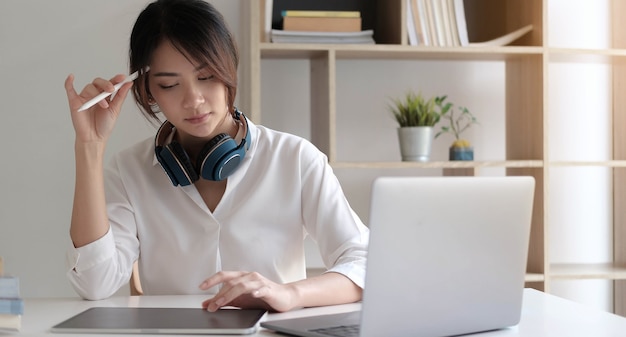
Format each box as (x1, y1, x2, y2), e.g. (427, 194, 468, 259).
(186, 113, 210, 124)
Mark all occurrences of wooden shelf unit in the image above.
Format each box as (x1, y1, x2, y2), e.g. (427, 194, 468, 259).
(239, 0, 626, 316)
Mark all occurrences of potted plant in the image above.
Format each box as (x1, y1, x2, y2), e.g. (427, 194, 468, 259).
(389, 92, 451, 162)
(435, 105, 479, 160)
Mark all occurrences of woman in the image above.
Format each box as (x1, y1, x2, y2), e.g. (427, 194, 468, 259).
(63, 0, 368, 313)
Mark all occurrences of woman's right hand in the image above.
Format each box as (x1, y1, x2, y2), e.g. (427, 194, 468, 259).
(64, 74, 134, 143)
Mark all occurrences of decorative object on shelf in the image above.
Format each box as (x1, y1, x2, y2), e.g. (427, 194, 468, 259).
(389, 92, 451, 162)
(435, 104, 479, 161)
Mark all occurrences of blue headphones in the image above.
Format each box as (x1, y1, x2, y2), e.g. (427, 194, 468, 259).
(154, 109, 251, 186)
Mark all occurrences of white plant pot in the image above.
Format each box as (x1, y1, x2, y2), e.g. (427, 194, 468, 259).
(397, 126, 433, 162)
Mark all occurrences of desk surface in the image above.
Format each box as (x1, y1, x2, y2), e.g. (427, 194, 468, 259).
(6, 289, 626, 337)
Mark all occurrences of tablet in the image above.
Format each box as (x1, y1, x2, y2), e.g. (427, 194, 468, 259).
(50, 307, 267, 335)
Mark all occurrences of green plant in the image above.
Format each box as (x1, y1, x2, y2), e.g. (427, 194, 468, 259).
(389, 92, 452, 127)
(435, 105, 479, 148)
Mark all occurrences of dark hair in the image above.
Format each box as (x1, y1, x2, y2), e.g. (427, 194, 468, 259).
(129, 0, 239, 123)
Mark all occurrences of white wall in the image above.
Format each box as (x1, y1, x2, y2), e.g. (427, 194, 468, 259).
(0, 0, 240, 297)
(0, 0, 614, 312)
(547, 0, 613, 312)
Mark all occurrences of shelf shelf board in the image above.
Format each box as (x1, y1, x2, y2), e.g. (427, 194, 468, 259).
(549, 47, 626, 56)
(550, 160, 626, 167)
(550, 263, 626, 280)
(548, 47, 626, 64)
(525, 273, 545, 282)
(260, 43, 543, 61)
(331, 160, 543, 169)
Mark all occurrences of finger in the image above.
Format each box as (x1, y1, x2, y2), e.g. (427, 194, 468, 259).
(203, 273, 264, 312)
(88, 77, 117, 109)
(108, 81, 133, 111)
(199, 271, 245, 291)
(110, 73, 128, 84)
(251, 285, 269, 299)
(64, 74, 82, 109)
(92, 77, 117, 93)
(102, 74, 133, 111)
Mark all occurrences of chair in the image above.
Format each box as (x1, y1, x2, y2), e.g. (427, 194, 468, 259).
(130, 261, 143, 296)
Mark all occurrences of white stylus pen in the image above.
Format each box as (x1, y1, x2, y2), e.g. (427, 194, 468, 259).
(77, 68, 148, 112)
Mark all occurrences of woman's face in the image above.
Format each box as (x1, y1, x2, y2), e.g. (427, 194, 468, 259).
(148, 40, 230, 145)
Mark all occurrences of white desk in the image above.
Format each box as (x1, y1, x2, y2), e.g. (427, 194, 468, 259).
(7, 289, 626, 336)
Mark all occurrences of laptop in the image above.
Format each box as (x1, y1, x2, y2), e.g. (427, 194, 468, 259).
(262, 176, 535, 337)
(50, 307, 267, 335)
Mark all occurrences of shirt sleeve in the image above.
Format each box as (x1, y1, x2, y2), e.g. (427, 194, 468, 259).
(65, 155, 139, 300)
(299, 147, 369, 288)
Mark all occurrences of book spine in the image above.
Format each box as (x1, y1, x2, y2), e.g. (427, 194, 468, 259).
(0, 313, 21, 331)
(447, 0, 461, 46)
(0, 278, 19, 298)
(281, 10, 360, 18)
(283, 17, 361, 32)
(406, 0, 418, 46)
(0, 299, 23, 315)
(453, 0, 469, 46)
(416, 0, 431, 46)
(261, 0, 273, 42)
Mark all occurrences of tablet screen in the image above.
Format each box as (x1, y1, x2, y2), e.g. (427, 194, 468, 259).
(50, 307, 267, 335)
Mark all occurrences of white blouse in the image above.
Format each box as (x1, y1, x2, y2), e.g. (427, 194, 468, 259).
(66, 119, 369, 300)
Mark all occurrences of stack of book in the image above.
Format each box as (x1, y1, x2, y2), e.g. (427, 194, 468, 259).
(270, 10, 375, 44)
(0, 257, 22, 332)
(406, 0, 532, 47)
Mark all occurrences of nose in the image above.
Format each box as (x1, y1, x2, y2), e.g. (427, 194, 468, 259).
(182, 82, 205, 109)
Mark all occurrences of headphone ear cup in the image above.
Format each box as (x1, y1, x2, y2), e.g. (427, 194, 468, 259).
(197, 133, 241, 181)
(167, 141, 200, 184)
(155, 141, 199, 186)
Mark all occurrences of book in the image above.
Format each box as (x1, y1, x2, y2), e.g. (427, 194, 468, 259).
(0, 298, 23, 315)
(0, 276, 19, 299)
(0, 313, 21, 332)
(283, 16, 361, 32)
(468, 24, 533, 47)
(415, 0, 431, 46)
(440, 0, 454, 46)
(423, 0, 438, 46)
(281, 10, 360, 18)
(406, 0, 418, 45)
(430, 0, 447, 46)
(262, 0, 273, 42)
(452, 0, 469, 46)
(271, 29, 375, 44)
(446, 0, 461, 46)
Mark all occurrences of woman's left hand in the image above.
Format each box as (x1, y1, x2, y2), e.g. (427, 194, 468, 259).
(199, 271, 297, 312)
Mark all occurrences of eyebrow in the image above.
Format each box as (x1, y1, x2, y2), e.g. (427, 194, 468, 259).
(152, 64, 209, 77)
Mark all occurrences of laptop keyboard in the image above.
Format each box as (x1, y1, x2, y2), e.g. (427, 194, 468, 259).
(310, 324, 360, 337)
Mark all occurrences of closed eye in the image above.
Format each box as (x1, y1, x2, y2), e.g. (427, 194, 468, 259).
(199, 75, 215, 81)
(158, 83, 178, 89)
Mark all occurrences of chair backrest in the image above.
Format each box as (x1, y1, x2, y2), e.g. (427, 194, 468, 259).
(130, 261, 143, 296)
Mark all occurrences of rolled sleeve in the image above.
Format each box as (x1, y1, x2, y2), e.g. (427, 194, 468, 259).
(301, 148, 369, 289)
(66, 228, 116, 274)
(66, 228, 127, 300)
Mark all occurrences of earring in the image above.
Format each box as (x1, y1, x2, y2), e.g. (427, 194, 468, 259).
(150, 101, 160, 113)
